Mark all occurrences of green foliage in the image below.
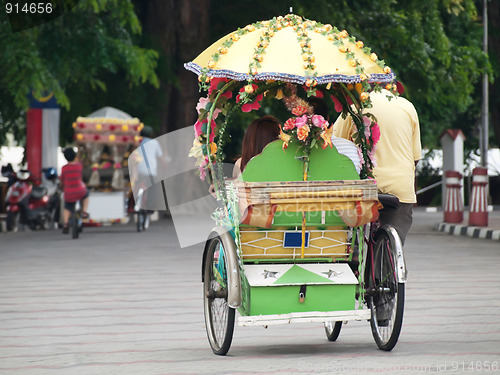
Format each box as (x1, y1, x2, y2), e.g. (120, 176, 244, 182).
(0, 0, 159, 144)
(208, 0, 490, 149)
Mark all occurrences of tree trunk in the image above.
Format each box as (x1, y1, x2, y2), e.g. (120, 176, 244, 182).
(489, 0, 500, 147)
(144, 0, 209, 134)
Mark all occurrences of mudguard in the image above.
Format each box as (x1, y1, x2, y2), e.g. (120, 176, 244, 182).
(202, 227, 242, 308)
(376, 225, 408, 283)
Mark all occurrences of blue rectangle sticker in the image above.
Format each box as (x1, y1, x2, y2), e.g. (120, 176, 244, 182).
(283, 231, 310, 248)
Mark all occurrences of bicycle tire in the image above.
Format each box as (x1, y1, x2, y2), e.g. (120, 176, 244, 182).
(366, 230, 404, 351)
(6, 212, 19, 232)
(324, 321, 342, 342)
(203, 236, 235, 355)
(136, 212, 143, 232)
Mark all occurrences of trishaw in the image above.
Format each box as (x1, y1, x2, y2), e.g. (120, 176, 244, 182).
(185, 14, 407, 355)
(73, 107, 143, 226)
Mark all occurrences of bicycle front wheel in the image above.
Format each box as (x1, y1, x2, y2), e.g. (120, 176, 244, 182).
(203, 236, 235, 355)
(71, 212, 79, 239)
(366, 230, 404, 351)
(324, 321, 342, 342)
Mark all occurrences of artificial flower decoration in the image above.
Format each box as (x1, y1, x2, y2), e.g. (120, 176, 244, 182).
(184, 14, 398, 180)
(296, 124, 310, 141)
(208, 78, 232, 99)
(194, 118, 217, 142)
(236, 84, 263, 112)
(292, 105, 308, 116)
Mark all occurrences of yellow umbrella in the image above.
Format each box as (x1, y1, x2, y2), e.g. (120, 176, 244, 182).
(185, 14, 394, 85)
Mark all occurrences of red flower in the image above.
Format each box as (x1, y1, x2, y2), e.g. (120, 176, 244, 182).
(292, 105, 308, 116)
(209, 78, 232, 99)
(194, 119, 217, 142)
(109, 125, 116, 131)
(93, 135, 100, 141)
(283, 118, 296, 130)
(237, 84, 263, 112)
(331, 95, 343, 113)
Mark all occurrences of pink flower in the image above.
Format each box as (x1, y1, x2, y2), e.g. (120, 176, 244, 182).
(284, 118, 296, 130)
(209, 78, 232, 99)
(198, 165, 207, 181)
(295, 115, 308, 128)
(371, 122, 381, 145)
(194, 119, 217, 142)
(368, 145, 377, 167)
(311, 115, 328, 129)
(196, 97, 221, 119)
(363, 116, 372, 139)
(331, 95, 343, 113)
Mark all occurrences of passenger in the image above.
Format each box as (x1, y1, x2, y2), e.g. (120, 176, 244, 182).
(232, 115, 281, 177)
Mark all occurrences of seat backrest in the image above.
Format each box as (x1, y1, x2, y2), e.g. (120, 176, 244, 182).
(240, 140, 360, 226)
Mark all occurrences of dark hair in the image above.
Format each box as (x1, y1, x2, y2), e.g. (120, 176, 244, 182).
(306, 96, 329, 120)
(240, 115, 280, 172)
(140, 126, 153, 138)
(63, 147, 76, 162)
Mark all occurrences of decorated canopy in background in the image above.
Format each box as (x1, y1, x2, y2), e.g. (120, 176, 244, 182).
(185, 14, 394, 86)
(73, 106, 143, 146)
(73, 107, 144, 190)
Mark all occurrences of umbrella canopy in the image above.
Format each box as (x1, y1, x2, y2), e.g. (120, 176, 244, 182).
(87, 106, 133, 119)
(185, 14, 394, 85)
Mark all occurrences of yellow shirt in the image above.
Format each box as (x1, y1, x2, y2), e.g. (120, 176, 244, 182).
(333, 90, 422, 203)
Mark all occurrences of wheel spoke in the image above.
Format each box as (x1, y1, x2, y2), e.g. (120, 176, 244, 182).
(203, 236, 235, 355)
(368, 231, 404, 351)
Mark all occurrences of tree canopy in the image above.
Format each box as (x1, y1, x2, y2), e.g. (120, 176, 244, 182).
(208, 0, 492, 149)
(0, 0, 497, 155)
(0, 0, 159, 144)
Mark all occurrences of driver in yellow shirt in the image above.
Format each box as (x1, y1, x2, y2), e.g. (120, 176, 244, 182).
(333, 89, 422, 244)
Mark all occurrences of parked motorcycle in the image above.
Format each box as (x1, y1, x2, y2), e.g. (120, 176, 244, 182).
(4, 169, 59, 231)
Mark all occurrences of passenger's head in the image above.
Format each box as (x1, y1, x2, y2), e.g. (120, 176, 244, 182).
(306, 96, 329, 120)
(140, 126, 153, 138)
(63, 147, 77, 162)
(240, 115, 281, 172)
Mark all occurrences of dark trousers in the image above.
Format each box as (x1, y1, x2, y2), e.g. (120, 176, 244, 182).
(379, 203, 413, 245)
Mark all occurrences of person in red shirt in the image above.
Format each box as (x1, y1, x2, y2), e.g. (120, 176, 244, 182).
(60, 147, 89, 233)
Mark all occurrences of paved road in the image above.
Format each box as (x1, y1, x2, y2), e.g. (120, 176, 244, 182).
(1, 209, 499, 375)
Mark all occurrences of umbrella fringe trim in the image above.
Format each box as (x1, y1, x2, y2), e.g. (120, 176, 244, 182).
(184, 62, 395, 84)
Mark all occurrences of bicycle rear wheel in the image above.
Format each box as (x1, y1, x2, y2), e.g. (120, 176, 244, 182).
(203, 236, 235, 355)
(366, 230, 404, 351)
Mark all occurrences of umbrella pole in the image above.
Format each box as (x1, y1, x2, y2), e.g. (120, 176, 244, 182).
(300, 158, 309, 258)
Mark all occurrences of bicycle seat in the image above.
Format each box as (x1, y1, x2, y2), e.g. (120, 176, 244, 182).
(378, 193, 400, 211)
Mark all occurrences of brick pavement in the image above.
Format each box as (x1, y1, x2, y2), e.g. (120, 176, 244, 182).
(0, 213, 499, 375)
